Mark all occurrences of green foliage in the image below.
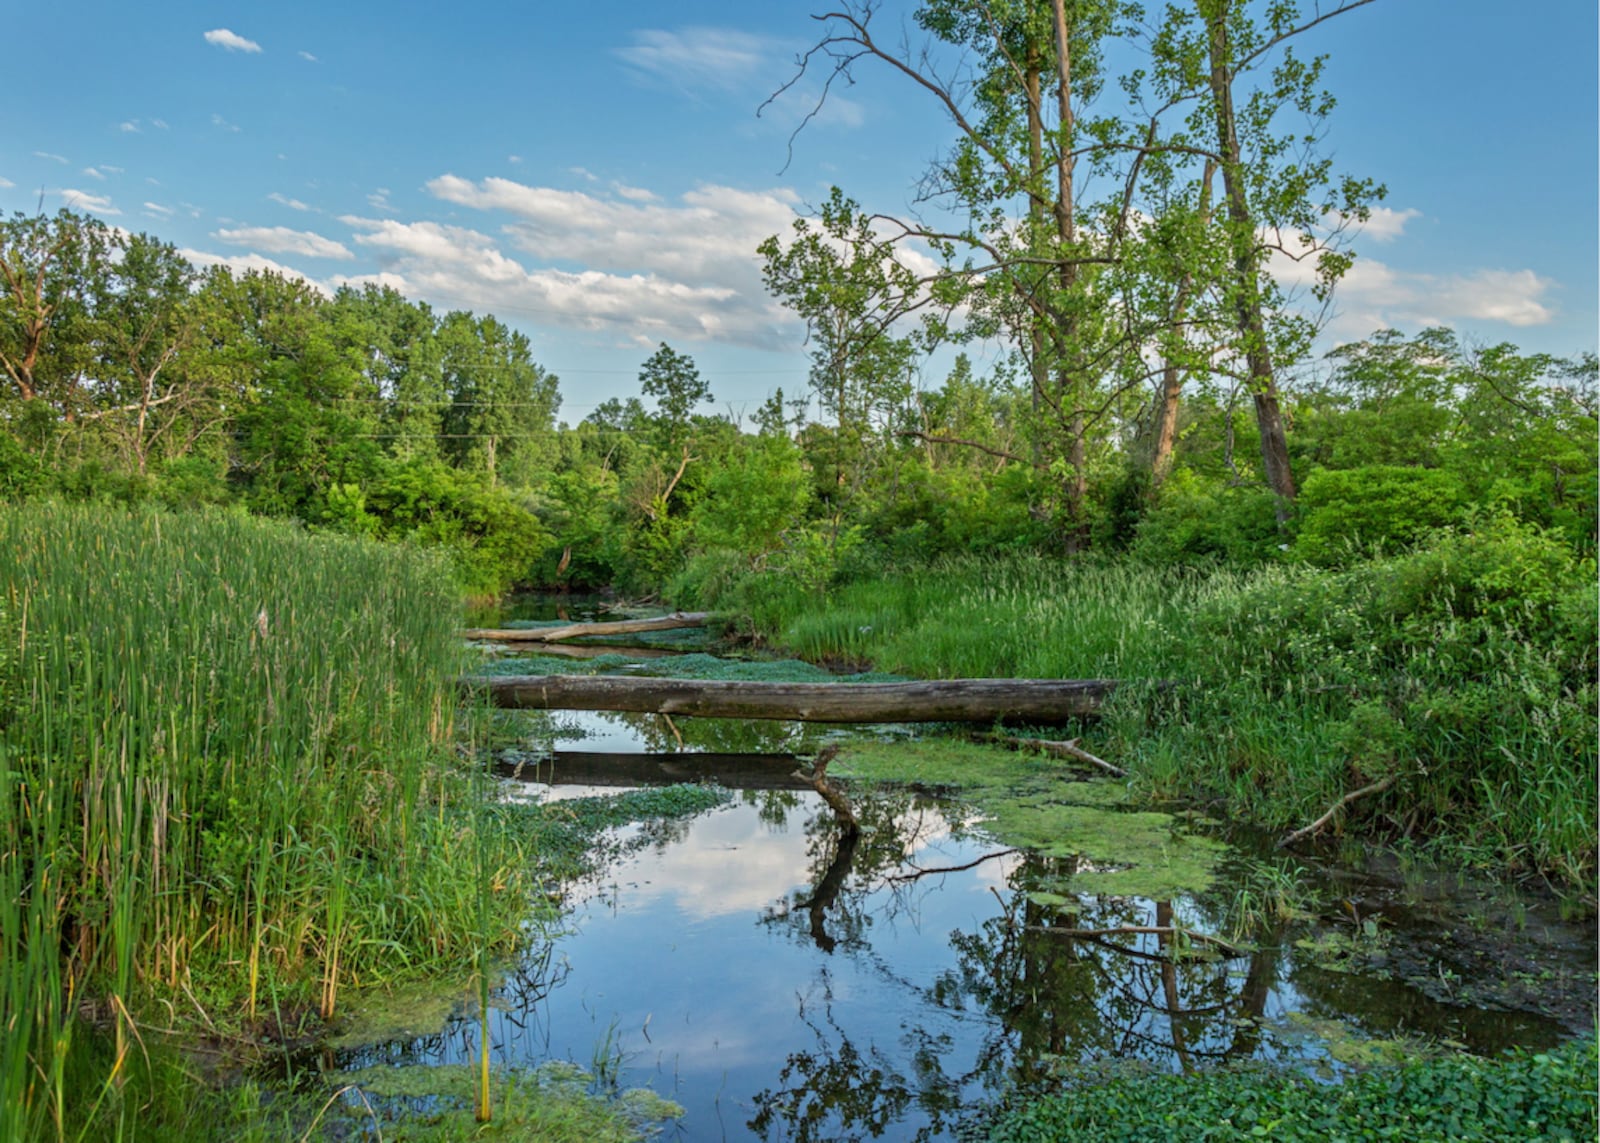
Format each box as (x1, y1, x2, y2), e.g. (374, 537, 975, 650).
(1294, 464, 1467, 565)
(988, 1037, 1598, 1143)
(1129, 469, 1283, 566)
(365, 460, 549, 596)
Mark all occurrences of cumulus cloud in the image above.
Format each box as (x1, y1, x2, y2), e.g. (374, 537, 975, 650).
(203, 28, 262, 53)
(180, 248, 328, 292)
(1273, 246, 1557, 338)
(1351, 206, 1421, 243)
(0, 177, 14, 189)
(61, 189, 120, 215)
(213, 225, 354, 260)
(120, 120, 141, 134)
(82, 167, 107, 181)
(268, 191, 313, 211)
(339, 176, 802, 349)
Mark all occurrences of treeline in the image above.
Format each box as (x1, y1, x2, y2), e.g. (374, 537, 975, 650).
(1, 207, 1595, 601)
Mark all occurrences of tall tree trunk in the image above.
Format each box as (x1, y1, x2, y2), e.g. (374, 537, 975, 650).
(1149, 161, 1216, 491)
(1203, 1, 1297, 514)
(1052, 0, 1089, 548)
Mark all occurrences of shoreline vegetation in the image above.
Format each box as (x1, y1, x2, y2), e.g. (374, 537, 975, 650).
(0, 503, 1593, 1140)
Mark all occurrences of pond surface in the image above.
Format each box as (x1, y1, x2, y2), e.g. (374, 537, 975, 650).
(359, 597, 1595, 1140)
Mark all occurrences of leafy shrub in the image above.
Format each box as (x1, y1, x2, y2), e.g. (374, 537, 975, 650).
(1130, 470, 1283, 566)
(989, 1037, 1597, 1143)
(1295, 464, 1467, 565)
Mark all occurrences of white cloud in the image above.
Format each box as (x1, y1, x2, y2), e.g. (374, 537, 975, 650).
(34, 151, 69, 164)
(0, 177, 13, 189)
(203, 28, 262, 53)
(213, 225, 354, 260)
(1350, 206, 1421, 243)
(181, 248, 328, 292)
(1275, 247, 1557, 337)
(101, 165, 123, 174)
(508, 155, 523, 165)
(616, 27, 768, 93)
(211, 113, 242, 133)
(81, 167, 106, 181)
(333, 175, 807, 349)
(268, 191, 313, 211)
(60, 189, 120, 215)
(152, 119, 170, 130)
(298, 50, 318, 62)
(120, 120, 141, 134)
(612, 182, 659, 203)
(144, 202, 175, 217)
(367, 188, 397, 213)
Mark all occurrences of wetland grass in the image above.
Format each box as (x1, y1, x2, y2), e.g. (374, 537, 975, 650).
(0, 504, 541, 1140)
(722, 540, 1596, 888)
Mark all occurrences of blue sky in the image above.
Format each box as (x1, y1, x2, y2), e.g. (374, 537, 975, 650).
(4, 1, 1594, 421)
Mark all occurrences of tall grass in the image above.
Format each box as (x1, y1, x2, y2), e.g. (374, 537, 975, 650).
(714, 529, 1598, 887)
(0, 504, 534, 1141)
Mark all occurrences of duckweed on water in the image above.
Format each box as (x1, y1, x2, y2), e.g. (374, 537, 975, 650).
(834, 739, 1225, 897)
(333, 1062, 684, 1142)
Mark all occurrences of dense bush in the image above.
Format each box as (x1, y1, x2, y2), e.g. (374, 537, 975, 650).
(1293, 464, 1467, 565)
(989, 1037, 1598, 1142)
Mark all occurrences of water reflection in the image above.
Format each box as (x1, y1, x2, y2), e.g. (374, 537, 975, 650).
(342, 785, 1579, 1142)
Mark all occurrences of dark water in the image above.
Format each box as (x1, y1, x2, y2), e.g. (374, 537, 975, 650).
(379, 597, 1597, 1140)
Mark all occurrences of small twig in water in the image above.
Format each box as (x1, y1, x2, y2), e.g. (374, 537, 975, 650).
(978, 732, 1128, 778)
(1278, 773, 1400, 849)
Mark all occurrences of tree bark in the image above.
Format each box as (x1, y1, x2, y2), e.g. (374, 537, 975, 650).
(463, 674, 1119, 723)
(1204, 1, 1297, 513)
(463, 612, 709, 643)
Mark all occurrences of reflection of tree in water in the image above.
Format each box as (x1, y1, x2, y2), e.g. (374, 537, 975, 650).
(750, 789, 1286, 1140)
(748, 973, 961, 1143)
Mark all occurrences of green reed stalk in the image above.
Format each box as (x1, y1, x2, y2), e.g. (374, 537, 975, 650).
(0, 503, 541, 1137)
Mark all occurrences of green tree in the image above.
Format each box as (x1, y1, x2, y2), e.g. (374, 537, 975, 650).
(637, 342, 712, 450)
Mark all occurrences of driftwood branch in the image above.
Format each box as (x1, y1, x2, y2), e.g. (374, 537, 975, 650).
(463, 612, 709, 644)
(1277, 773, 1400, 849)
(978, 732, 1128, 778)
(798, 745, 858, 830)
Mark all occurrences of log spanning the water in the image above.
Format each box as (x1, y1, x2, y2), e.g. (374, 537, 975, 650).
(461, 674, 1118, 723)
(463, 611, 710, 644)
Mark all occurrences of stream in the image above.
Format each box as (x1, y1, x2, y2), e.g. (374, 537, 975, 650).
(337, 596, 1595, 1141)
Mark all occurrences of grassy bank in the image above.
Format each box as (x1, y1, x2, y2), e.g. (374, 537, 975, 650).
(0, 505, 546, 1141)
(691, 518, 1597, 889)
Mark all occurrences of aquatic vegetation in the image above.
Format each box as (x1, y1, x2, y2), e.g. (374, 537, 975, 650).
(988, 1036, 1598, 1142)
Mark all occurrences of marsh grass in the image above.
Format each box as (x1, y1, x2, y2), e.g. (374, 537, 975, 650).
(720, 532, 1597, 887)
(0, 504, 541, 1141)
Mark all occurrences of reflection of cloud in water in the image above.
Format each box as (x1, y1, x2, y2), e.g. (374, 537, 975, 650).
(600, 801, 816, 919)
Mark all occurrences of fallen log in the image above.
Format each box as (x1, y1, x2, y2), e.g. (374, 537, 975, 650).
(462, 674, 1117, 723)
(463, 611, 709, 644)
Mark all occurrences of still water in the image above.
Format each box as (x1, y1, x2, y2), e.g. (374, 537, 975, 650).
(341, 711, 1583, 1141)
(344, 600, 1591, 1140)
